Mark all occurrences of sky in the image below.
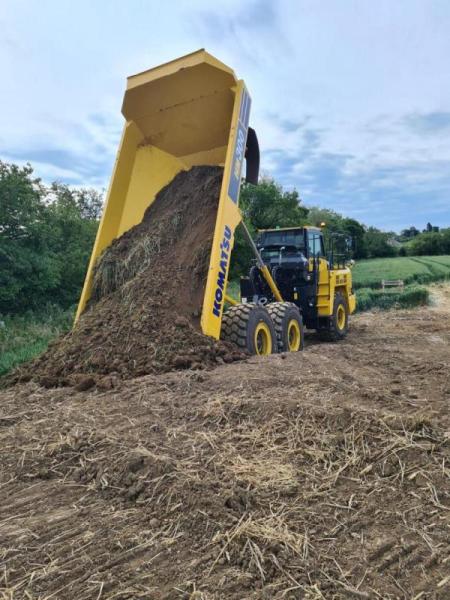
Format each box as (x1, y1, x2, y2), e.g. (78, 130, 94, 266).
(1, 0, 450, 232)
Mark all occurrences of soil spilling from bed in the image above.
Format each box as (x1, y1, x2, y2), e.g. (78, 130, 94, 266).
(14, 166, 245, 388)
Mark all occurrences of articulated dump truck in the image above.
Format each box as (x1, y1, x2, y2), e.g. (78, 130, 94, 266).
(77, 49, 356, 356)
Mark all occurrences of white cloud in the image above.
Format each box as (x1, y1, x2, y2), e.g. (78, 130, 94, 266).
(0, 0, 449, 230)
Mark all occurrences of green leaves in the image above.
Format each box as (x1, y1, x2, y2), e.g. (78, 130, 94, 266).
(407, 230, 450, 256)
(230, 179, 309, 278)
(364, 227, 397, 258)
(239, 178, 309, 230)
(0, 160, 101, 315)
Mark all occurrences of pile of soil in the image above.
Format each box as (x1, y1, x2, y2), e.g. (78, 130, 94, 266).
(14, 166, 245, 388)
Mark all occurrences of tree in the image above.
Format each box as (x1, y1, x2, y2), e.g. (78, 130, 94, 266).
(0, 162, 58, 312)
(306, 208, 367, 258)
(0, 161, 44, 241)
(341, 218, 367, 259)
(307, 207, 342, 231)
(239, 178, 309, 229)
(0, 160, 101, 314)
(408, 232, 444, 255)
(364, 227, 396, 258)
(441, 228, 450, 253)
(400, 226, 420, 239)
(44, 183, 101, 307)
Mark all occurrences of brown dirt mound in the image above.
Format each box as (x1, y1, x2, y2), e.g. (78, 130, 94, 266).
(13, 166, 245, 388)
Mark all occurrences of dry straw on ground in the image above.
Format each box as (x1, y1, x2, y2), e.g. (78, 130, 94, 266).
(1, 292, 450, 598)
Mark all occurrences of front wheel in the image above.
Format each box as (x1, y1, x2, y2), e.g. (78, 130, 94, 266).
(267, 302, 304, 352)
(318, 291, 349, 341)
(221, 304, 277, 356)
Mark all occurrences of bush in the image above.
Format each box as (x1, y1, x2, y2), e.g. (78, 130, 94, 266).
(0, 305, 74, 377)
(355, 286, 429, 312)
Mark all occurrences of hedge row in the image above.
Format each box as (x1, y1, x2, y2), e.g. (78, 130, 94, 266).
(355, 285, 429, 312)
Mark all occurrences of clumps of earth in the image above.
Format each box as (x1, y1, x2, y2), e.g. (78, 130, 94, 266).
(13, 166, 246, 389)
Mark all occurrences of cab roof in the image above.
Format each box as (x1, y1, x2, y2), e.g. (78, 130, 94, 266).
(257, 226, 322, 233)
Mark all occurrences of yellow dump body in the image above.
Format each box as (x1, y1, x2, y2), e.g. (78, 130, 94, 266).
(76, 50, 251, 339)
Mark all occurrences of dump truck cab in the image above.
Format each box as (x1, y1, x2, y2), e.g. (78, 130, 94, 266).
(240, 226, 356, 335)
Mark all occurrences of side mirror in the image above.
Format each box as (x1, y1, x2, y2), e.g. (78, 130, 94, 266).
(245, 128, 260, 185)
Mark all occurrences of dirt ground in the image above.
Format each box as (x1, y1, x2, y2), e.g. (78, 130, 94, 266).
(1, 284, 449, 599)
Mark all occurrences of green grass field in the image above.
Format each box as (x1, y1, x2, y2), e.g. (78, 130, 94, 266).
(0, 306, 74, 378)
(352, 255, 450, 289)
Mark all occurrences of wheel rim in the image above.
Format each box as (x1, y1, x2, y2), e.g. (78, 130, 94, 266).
(254, 322, 271, 355)
(287, 319, 301, 351)
(336, 305, 346, 330)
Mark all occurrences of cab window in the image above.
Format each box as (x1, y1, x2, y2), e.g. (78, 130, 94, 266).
(306, 231, 325, 258)
(259, 230, 305, 250)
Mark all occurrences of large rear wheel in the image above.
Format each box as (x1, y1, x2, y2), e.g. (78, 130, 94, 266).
(267, 302, 304, 352)
(221, 304, 277, 356)
(318, 291, 349, 341)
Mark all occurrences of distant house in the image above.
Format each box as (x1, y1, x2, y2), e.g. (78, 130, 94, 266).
(387, 237, 402, 248)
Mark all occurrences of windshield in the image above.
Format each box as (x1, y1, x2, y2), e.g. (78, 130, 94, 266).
(257, 230, 305, 250)
(261, 246, 304, 258)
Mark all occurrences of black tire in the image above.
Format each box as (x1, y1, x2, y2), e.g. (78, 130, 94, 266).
(267, 302, 304, 352)
(221, 303, 277, 355)
(319, 291, 349, 341)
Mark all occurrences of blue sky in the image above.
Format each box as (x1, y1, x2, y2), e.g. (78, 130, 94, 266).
(1, 0, 450, 232)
